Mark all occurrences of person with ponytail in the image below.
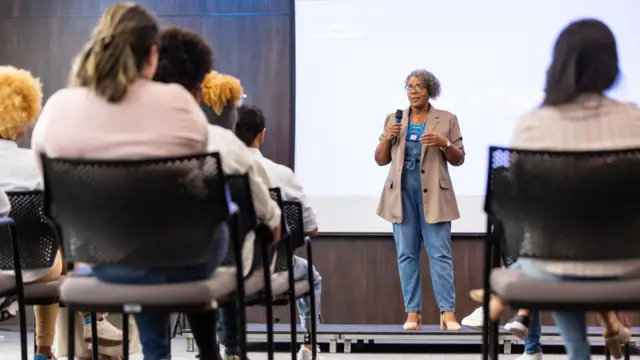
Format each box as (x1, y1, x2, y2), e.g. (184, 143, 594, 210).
(201, 71, 244, 130)
(31, 3, 222, 360)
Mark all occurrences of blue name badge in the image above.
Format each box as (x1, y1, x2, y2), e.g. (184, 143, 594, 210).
(406, 123, 425, 142)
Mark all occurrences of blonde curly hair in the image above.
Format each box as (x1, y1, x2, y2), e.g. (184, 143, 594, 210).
(201, 71, 243, 115)
(0, 66, 43, 141)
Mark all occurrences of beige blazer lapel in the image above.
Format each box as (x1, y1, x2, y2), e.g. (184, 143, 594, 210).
(420, 108, 440, 164)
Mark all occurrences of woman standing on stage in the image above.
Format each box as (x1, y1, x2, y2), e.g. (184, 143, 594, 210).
(374, 69, 465, 331)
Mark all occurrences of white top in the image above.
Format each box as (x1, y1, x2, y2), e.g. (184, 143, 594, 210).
(0, 140, 51, 282)
(511, 94, 640, 277)
(248, 148, 318, 233)
(206, 124, 281, 230)
(0, 189, 9, 216)
(0, 140, 43, 191)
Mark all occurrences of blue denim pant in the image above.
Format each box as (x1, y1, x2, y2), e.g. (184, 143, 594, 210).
(218, 255, 322, 356)
(93, 225, 229, 360)
(507, 261, 542, 354)
(518, 258, 636, 360)
(392, 149, 455, 313)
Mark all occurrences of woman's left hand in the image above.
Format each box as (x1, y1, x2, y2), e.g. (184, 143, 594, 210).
(420, 127, 448, 147)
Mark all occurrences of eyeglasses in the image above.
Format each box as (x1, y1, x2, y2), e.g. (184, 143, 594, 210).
(405, 84, 425, 93)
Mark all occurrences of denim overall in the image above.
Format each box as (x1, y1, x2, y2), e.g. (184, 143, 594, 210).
(391, 121, 456, 313)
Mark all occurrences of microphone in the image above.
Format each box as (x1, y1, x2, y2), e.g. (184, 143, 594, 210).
(395, 109, 403, 123)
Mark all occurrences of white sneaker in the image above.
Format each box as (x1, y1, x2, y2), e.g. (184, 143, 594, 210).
(461, 306, 484, 330)
(514, 353, 542, 360)
(504, 314, 531, 340)
(83, 317, 123, 346)
(297, 345, 322, 360)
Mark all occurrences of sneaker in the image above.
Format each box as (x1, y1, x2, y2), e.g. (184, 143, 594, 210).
(83, 316, 123, 346)
(297, 345, 322, 360)
(514, 353, 542, 360)
(0, 297, 18, 322)
(461, 306, 484, 330)
(504, 314, 531, 340)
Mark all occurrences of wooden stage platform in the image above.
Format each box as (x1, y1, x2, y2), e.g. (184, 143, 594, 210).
(182, 324, 640, 354)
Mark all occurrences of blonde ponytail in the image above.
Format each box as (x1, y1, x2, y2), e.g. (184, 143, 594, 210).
(68, 3, 159, 103)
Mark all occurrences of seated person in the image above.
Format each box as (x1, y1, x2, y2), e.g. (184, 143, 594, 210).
(30, 4, 228, 360)
(463, 224, 541, 360)
(229, 104, 323, 360)
(151, 27, 282, 360)
(0, 65, 122, 360)
(152, 26, 281, 242)
(201, 71, 244, 130)
(474, 19, 639, 360)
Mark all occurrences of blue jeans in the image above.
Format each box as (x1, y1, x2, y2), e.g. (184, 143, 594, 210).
(392, 155, 455, 313)
(218, 255, 323, 356)
(508, 261, 542, 354)
(93, 225, 229, 360)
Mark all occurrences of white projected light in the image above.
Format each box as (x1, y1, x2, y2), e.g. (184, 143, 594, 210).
(294, 0, 640, 234)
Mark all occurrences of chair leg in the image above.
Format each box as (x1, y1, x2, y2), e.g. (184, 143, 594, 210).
(490, 319, 499, 359)
(231, 214, 248, 359)
(33, 312, 37, 355)
(287, 300, 296, 360)
(482, 221, 493, 360)
(306, 240, 317, 360)
(624, 342, 630, 360)
(605, 344, 611, 360)
(67, 308, 76, 360)
(8, 222, 28, 360)
(285, 247, 297, 360)
(122, 313, 130, 360)
(261, 239, 274, 360)
(91, 312, 99, 360)
(17, 298, 27, 360)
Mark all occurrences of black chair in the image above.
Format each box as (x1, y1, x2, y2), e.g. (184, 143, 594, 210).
(482, 146, 640, 360)
(0, 191, 62, 360)
(280, 200, 318, 360)
(40, 153, 236, 360)
(222, 174, 276, 359)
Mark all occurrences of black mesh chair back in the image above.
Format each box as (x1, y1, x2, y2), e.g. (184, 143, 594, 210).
(0, 191, 58, 271)
(268, 188, 291, 272)
(283, 201, 305, 249)
(41, 153, 230, 268)
(484, 146, 640, 262)
(225, 174, 263, 272)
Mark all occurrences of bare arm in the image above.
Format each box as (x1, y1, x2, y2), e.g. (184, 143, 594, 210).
(375, 115, 398, 166)
(375, 138, 393, 166)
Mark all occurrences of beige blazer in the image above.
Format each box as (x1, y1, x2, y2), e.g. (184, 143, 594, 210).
(376, 106, 464, 224)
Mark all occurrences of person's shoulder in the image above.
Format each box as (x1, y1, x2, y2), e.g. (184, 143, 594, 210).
(434, 108, 456, 119)
(207, 123, 242, 145)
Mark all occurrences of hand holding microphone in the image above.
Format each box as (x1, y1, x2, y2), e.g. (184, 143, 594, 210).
(383, 109, 403, 141)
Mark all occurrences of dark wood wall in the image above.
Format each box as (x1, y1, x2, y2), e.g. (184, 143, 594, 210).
(0, 0, 607, 330)
(0, 0, 293, 166)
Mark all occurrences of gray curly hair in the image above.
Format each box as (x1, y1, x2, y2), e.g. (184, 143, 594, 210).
(405, 69, 441, 99)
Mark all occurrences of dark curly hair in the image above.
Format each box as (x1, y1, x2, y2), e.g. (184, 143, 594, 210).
(153, 26, 213, 92)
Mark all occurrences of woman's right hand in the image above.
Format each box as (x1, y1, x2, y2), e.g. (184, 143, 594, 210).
(384, 121, 402, 141)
